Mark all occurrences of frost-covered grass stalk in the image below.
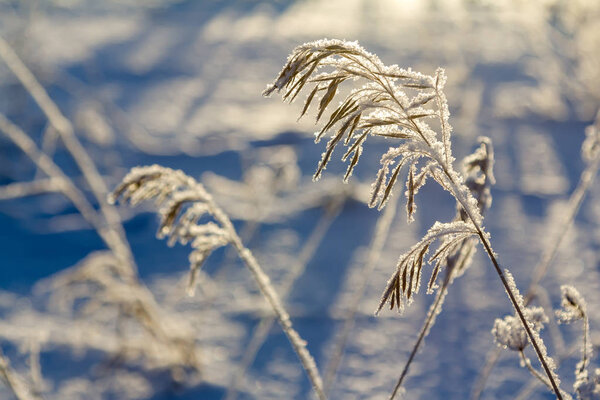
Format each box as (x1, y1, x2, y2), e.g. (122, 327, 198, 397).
(225, 192, 345, 400)
(492, 284, 599, 399)
(110, 165, 327, 400)
(387, 137, 495, 396)
(264, 38, 564, 399)
(472, 111, 600, 400)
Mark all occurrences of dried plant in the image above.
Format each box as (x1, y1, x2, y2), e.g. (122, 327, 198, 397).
(0, 35, 204, 397)
(472, 111, 600, 400)
(42, 251, 201, 381)
(493, 284, 600, 400)
(382, 137, 495, 397)
(265, 38, 564, 398)
(555, 286, 599, 400)
(109, 165, 327, 400)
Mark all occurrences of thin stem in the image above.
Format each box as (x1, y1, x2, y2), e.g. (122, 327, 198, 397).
(471, 150, 600, 399)
(579, 312, 590, 375)
(519, 350, 553, 391)
(389, 275, 449, 400)
(0, 114, 122, 264)
(526, 155, 600, 304)
(0, 35, 134, 274)
(435, 159, 564, 399)
(0, 348, 40, 400)
(0, 178, 64, 200)
(197, 186, 327, 400)
(516, 327, 587, 400)
(474, 226, 563, 399)
(324, 194, 397, 394)
(225, 194, 344, 400)
(470, 347, 502, 400)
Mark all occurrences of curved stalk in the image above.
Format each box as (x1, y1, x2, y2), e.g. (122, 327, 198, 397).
(471, 151, 600, 400)
(444, 168, 564, 400)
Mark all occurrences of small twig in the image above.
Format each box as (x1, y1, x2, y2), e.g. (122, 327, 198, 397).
(471, 141, 600, 400)
(519, 350, 553, 391)
(323, 194, 397, 394)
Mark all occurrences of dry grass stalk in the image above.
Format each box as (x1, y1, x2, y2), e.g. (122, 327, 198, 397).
(0, 178, 64, 201)
(0, 35, 134, 277)
(265, 38, 564, 399)
(0, 34, 205, 394)
(387, 137, 495, 397)
(471, 111, 600, 400)
(323, 191, 398, 394)
(46, 251, 201, 380)
(225, 192, 346, 400)
(110, 165, 327, 400)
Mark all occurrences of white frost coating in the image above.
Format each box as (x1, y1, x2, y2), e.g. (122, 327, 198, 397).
(555, 286, 595, 399)
(582, 111, 600, 164)
(503, 270, 562, 389)
(111, 165, 327, 400)
(267, 38, 565, 398)
(375, 220, 477, 313)
(492, 306, 547, 351)
(575, 368, 600, 400)
(556, 285, 587, 324)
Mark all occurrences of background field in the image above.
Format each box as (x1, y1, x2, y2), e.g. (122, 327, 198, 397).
(0, 1, 599, 399)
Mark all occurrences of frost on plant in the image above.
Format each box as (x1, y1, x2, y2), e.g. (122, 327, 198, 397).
(376, 220, 477, 313)
(264, 39, 489, 315)
(266, 38, 566, 399)
(110, 165, 327, 400)
(554, 286, 597, 399)
(492, 307, 548, 352)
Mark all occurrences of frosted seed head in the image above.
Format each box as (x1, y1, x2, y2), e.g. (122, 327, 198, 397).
(574, 368, 600, 400)
(582, 111, 600, 163)
(556, 285, 586, 323)
(492, 307, 548, 351)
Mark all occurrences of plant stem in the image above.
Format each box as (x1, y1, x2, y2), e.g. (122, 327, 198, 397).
(389, 277, 449, 400)
(0, 35, 135, 276)
(200, 187, 327, 400)
(324, 194, 397, 395)
(225, 194, 344, 400)
(471, 151, 600, 399)
(519, 350, 553, 390)
(437, 160, 564, 398)
(474, 226, 563, 399)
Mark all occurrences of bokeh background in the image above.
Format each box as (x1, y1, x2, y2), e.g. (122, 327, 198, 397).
(0, 0, 599, 399)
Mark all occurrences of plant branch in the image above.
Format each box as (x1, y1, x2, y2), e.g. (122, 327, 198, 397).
(324, 193, 397, 394)
(225, 194, 344, 400)
(389, 277, 449, 399)
(519, 350, 553, 391)
(471, 131, 600, 399)
(112, 166, 327, 400)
